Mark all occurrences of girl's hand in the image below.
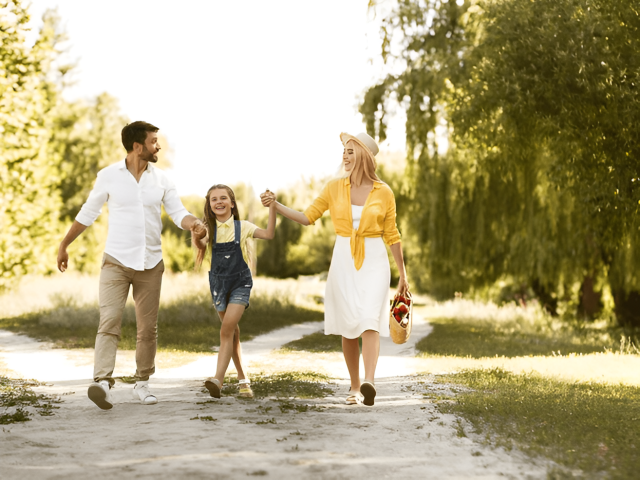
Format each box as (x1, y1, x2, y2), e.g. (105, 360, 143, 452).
(397, 276, 410, 296)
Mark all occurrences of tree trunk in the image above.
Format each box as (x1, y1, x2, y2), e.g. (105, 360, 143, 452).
(612, 290, 640, 327)
(531, 279, 558, 316)
(578, 276, 602, 320)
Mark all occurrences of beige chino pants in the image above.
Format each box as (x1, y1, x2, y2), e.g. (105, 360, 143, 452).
(94, 253, 164, 386)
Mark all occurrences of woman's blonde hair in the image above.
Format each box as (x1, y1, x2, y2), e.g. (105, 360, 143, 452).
(346, 140, 380, 187)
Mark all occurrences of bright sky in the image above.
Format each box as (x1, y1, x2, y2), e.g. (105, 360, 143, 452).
(27, 0, 407, 196)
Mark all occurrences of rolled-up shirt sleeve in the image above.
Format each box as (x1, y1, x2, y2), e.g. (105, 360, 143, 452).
(162, 179, 191, 229)
(75, 172, 109, 227)
(382, 190, 401, 246)
(303, 183, 331, 225)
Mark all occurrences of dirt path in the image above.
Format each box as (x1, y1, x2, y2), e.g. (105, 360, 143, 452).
(0, 312, 552, 479)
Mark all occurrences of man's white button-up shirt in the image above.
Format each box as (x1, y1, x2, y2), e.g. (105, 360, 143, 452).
(76, 159, 191, 271)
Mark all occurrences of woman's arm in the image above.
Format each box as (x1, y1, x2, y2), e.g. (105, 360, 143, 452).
(260, 191, 310, 226)
(253, 203, 277, 239)
(390, 242, 410, 295)
(274, 201, 310, 226)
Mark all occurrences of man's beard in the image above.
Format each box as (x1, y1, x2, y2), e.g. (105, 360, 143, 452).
(142, 146, 158, 163)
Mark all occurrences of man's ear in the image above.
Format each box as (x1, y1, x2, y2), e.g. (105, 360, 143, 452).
(133, 142, 143, 154)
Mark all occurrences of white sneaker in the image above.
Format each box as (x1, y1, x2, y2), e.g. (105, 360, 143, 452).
(88, 380, 113, 410)
(132, 381, 158, 405)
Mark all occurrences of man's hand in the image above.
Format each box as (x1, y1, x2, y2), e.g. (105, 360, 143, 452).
(56, 221, 89, 273)
(57, 247, 69, 272)
(260, 189, 276, 207)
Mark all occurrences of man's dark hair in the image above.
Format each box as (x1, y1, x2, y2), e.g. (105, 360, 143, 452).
(121, 121, 159, 152)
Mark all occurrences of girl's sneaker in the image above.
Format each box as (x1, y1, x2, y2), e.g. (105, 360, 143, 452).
(238, 379, 254, 398)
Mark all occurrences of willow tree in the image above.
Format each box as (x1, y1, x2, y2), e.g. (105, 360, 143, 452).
(363, 0, 640, 324)
(0, 3, 64, 289)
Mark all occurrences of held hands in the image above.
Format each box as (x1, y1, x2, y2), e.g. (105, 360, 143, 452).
(260, 189, 276, 207)
(190, 219, 207, 240)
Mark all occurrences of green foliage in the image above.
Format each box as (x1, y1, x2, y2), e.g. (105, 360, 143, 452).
(0, 3, 64, 289)
(363, 0, 640, 325)
(280, 330, 344, 353)
(438, 368, 640, 479)
(49, 93, 128, 222)
(417, 315, 635, 359)
(0, 289, 322, 352)
(414, 299, 639, 358)
(0, 376, 60, 424)
(0, 3, 129, 281)
(248, 372, 335, 399)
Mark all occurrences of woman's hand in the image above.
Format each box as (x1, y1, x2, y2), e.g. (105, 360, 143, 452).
(397, 275, 410, 297)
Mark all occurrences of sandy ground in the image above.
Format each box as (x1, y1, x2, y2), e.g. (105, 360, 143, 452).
(0, 311, 554, 479)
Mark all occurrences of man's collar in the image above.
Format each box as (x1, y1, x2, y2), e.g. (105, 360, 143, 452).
(215, 216, 235, 227)
(120, 158, 152, 173)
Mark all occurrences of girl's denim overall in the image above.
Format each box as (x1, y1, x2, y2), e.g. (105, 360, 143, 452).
(209, 220, 253, 312)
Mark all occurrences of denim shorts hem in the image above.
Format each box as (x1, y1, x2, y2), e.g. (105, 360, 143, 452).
(214, 301, 249, 312)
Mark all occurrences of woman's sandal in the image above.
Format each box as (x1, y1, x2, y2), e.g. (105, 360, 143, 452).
(360, 381, 376, 406)
(345, 390, 363, 405)
(204, 378, 222, 398)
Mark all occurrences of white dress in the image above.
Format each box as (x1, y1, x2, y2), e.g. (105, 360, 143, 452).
(324, 205, 391, 339)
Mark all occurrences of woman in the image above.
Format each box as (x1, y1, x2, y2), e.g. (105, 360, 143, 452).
(260, 132, 409, 406)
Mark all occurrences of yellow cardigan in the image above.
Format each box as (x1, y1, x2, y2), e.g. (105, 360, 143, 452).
(303, 177, 401, 270)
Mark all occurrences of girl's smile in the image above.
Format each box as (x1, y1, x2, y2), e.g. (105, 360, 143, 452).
(209, 188, 234, 221)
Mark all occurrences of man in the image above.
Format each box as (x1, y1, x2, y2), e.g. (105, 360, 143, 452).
(57, 121, 205, 410)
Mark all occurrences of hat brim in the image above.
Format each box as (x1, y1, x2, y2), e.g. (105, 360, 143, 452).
(340, 132, 376, 158)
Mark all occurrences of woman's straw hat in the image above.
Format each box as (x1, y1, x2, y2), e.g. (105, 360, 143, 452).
(340, 132, 379, 157)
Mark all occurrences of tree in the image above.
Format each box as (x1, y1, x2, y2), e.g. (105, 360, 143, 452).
(0, 3, 64, 289)
(363, 0, 640, 324)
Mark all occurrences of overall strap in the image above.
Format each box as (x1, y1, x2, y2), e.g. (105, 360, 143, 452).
(234, 220, 242, 245)
(212, 220, 218, 250)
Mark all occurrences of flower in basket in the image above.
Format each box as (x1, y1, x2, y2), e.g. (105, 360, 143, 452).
(393, 297, 411, 325)
(396, 294, 411, 306)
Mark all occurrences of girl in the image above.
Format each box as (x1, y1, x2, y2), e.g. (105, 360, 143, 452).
(261, 132, 409, 406)
(193, 184, 276, 399)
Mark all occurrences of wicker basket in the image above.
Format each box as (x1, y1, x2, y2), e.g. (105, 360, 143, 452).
(389, 292, 413, 345)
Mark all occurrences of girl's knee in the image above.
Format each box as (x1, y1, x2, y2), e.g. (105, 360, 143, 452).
(220, 324, 236, 339)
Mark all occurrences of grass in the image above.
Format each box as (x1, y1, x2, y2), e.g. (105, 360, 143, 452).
(416, 300, 639, 358)
(214, 372, 335, 399)
(0, 290, 323, 352)
(0, 376, 60, 424)
(436, 368, 640, 479)
(280, 331, 346, 353)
